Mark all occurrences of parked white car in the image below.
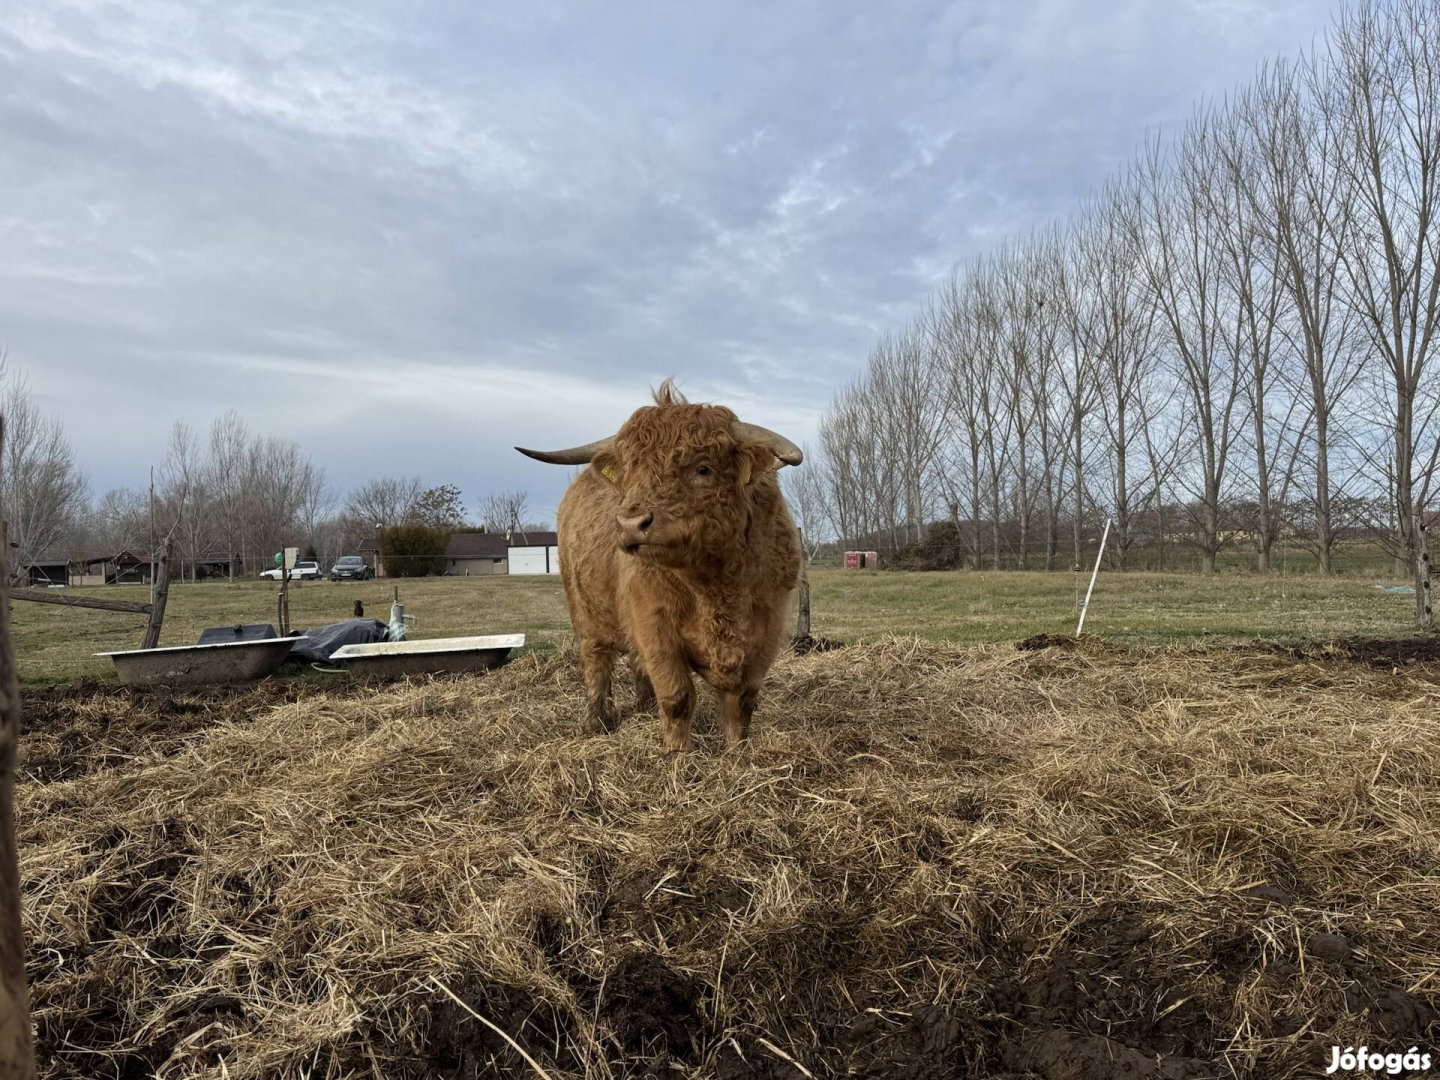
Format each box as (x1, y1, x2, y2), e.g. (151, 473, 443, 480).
(259, 560, 321, 581)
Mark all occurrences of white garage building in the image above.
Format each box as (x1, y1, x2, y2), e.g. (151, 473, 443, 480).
(507, 534, 560, 575)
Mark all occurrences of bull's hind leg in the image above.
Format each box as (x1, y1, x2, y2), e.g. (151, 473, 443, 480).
(579, 640, 621, 734)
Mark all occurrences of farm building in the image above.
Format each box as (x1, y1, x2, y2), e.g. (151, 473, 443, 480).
(73, 549, 155, 585)
(361, 532, 561, 577)
(449, 530, 559, 576)
(17, 559, 71, 587)
(507, 531, 560, 575)
(191, 550, 237, 579)
(443, 532, 510, 576)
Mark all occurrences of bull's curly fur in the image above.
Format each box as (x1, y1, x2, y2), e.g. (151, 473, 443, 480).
(553, 382, 801, 751)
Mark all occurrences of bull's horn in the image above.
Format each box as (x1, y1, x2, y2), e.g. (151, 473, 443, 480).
(515, 435, 616, 465)
(733, 422, 804, 466)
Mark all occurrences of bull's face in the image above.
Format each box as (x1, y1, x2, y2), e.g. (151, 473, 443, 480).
(515, 382, 803, 568)
(599, 406, 779, 565)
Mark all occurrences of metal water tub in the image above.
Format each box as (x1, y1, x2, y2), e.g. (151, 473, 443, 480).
(329, 634, 525, 677)
(98, 637, 297, 686)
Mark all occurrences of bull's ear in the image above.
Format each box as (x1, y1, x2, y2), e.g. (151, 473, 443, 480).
(737, 443, 774, 486)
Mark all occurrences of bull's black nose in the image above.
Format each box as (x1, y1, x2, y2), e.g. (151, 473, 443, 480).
(619, 511, 654, 533)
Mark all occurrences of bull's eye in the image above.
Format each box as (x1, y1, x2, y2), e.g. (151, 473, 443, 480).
(694, 464, 712, 477)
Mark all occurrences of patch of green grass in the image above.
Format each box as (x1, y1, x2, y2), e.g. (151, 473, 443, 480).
(12, 565, 1425, 686)
(805, 567, 1417, 646)
(11, 576, 573, 686)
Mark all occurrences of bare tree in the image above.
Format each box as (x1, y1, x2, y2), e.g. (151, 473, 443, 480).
(1134, 123, 1248, 573)
(241, 437, 317, 562)
(1327, 0, 1440, 613)
(83, 488, 148, 555)
(932, 268, 996, 568)
(1208, 101, 1307, 571)
(782, 454, 829, 560)
(1240, 58, 1364, 573)
(344, 476, 422, 531)
(207, 411, 250, 580)
(1049, 230, 1104, 568)
(478, 489, 532, 536)
(157, 421, 213, 581)
(1071, 189, 1159, 567)
(297, 465, 333, 550)
(868, 327, 946, 549)
(0, 364, 87, 576)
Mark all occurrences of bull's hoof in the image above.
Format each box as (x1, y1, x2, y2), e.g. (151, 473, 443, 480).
(582, 709, 619, 735)
(661, 722, 694, 752)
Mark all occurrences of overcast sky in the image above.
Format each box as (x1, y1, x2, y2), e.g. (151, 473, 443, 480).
(3, 0, 1339, 523)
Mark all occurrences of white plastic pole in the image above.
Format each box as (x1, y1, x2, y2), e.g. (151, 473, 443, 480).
(1075, 518, 1112, 637)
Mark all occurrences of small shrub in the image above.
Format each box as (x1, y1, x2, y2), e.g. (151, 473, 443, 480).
(381, 524, 449, 577)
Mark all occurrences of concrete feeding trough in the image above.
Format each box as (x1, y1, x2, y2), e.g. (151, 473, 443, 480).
(98, 637, 297, 687)
(329, 634, 525, 678)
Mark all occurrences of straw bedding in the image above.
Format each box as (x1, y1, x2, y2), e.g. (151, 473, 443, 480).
(15, 639, 1440, 1078)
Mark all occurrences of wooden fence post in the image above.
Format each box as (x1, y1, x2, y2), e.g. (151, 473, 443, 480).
(1418, 513, 1434, 631)
(0, 522, 38, 1077)
(141, 537, 172, 650)
(795, 531, 812, 641)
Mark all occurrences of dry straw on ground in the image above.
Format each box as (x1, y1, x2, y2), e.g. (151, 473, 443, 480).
(15, 638, 1440, 1079)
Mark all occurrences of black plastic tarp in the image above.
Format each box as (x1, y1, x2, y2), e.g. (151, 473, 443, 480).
(287, 618, 389, 662)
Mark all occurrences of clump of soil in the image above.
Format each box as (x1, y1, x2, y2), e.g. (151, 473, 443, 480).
(1262, 635, 1440, 668)
(16, 639, 1440, 1078)
(791, 632, 845, 654)
(1017, 632, 1078, 651)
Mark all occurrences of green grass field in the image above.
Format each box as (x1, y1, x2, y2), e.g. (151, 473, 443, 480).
(11, 565, 1426, 686)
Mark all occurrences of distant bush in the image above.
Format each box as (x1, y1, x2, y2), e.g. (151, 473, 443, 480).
(381, 524, 449, 577)
(895, 521, 962, 570)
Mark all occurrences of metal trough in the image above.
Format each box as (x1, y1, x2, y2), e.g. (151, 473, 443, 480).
(329, 634, 525, 677)
(98, 637, 297, 687)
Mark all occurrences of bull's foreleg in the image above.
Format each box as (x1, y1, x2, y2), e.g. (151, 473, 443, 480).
(579, 640, 620, 735)
(645, 659, 695, 752)
(629, 654, 656, 715)
(720, 685, 760, 747)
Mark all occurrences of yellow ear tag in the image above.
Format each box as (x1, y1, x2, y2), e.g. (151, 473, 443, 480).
(599, 465, 618, 484)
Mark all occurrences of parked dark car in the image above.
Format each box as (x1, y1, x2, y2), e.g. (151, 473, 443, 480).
(330, 555, 373, 581)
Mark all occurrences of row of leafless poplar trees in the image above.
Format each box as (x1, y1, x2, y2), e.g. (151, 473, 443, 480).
(798, 0, 1440, 595)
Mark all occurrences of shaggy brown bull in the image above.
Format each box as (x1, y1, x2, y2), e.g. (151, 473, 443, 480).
(517, 382, 803, 751)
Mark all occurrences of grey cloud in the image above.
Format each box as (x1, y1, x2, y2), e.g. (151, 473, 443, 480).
(2, 0, 1337, 515)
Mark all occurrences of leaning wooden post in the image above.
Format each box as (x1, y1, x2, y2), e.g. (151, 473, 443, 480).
(795, 530, 812, 641)
(1418, 511, 1434, 631)
(0, 507, 39, 1078)
(141, 537, 172, 650)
